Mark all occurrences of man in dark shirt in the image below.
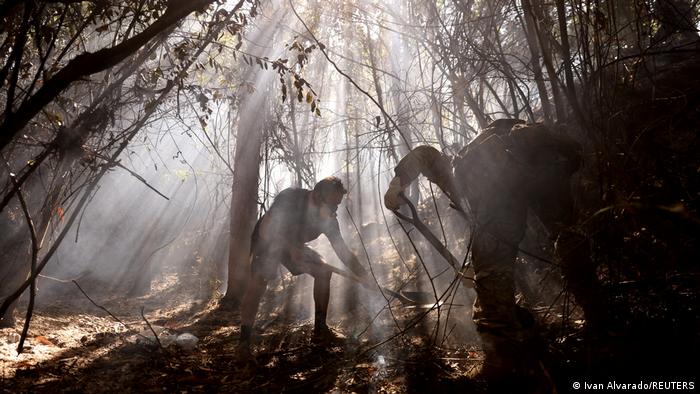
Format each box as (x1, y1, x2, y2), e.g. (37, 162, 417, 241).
(239, 177, 367, 348)
(384, 120, 606, 377)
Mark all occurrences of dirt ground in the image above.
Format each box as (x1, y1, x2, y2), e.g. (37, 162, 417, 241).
(1, 274, 489, 393)
(3, 271, 697, 393)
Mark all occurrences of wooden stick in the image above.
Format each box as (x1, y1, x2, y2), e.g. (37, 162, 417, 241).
(14, 184, 38, 354)
(392, 194, 475, 288)
(309, 260, 418, 305)
(141, 307, 163, 350)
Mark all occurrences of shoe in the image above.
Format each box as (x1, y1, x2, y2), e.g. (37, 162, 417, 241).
(237, 340, 252, 358)
(237, 327, 255, 361)
(313, 324, 339, 342)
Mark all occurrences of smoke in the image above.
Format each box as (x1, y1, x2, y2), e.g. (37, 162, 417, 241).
(40, 105, 232, 300)
(1, 0, 518, 347)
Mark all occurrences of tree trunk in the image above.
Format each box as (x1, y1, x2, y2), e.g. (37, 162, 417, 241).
(522, 0, 555, 123)
(219, 3, 284, 307)
(554, 0, 587, 128)
(221, 96, 268, 307)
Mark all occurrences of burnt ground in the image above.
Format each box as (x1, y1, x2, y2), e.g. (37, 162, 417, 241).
(2, 267, 698, 393)
(1, 273, 488, 393)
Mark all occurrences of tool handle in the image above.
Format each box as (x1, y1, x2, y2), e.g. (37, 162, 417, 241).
(313, 261, 413, 304)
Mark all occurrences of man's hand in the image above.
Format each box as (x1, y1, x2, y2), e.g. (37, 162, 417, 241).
(384, 177, 406, 210)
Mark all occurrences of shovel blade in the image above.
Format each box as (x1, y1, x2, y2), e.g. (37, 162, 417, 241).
(394, 291, 445, 309)
(403, 301, 445, 310)
(400, 291, 437, 304)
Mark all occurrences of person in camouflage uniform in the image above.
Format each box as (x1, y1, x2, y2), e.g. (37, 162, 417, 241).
(384, 120, 606, 375)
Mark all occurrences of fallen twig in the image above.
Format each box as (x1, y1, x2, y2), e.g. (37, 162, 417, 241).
(72, 280, 130, 329)
(141, 307, 164, 350)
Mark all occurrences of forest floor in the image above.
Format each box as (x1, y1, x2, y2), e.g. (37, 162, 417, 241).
(5, 255, 696, 394)
(0, 273, 489, 393)
(2, 273, 697, 393)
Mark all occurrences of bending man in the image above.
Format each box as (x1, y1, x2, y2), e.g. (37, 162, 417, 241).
(239, 177, 367, 348)
(384, 120, 607, 374)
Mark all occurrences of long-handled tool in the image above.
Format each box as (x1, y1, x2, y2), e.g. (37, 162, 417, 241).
(393, 194, 475, 288)
(312, 260, 433, 307)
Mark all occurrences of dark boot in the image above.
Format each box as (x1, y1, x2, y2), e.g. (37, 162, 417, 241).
(480, 332, 554, 393)
(313, 311, 338, 341)
(238, 325, 253, 357)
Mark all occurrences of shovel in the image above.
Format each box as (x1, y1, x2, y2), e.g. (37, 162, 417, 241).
(393, 194, 475, 288)
(313, 260, 436, 307)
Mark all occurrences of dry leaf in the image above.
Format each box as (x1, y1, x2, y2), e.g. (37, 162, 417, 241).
(35, 335, 54, 346)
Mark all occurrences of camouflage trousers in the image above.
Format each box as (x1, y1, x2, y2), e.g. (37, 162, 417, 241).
(471, 193, 530, 341)
(469, 169, 604, 350)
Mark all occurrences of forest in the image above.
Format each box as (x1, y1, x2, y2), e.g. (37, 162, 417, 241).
(0, 0, 698, 392)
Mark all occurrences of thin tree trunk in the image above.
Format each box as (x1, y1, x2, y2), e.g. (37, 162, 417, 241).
(366, 33, 399, 164)
(354, 129, 363, 224)
(220, 5, 285, 307)
(555, 0, 588, 128)
(221, 96, 267, 307)
(288, 75, 304, 187)
(528, 1, 568, 122)
(521, 0, 555, 123)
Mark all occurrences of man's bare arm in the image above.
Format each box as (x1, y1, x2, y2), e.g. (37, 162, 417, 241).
(325, 220, 367, 278)
(384, 145, 461, 210)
